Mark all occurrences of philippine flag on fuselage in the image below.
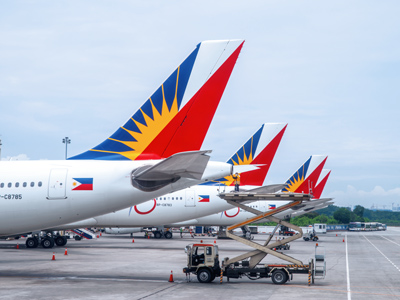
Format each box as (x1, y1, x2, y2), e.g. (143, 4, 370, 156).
(198, 195, 210, 202)
(72, 178, 93, 191)
(268, 204, 276, 210)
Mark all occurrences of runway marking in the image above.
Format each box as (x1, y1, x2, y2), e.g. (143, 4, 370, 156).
(363, 234, 400, 273)
(380, 235, 400, 248)
(288, 285, 400, 297)
(345, 233, 351, 300)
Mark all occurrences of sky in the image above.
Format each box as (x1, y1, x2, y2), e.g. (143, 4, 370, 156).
(1, 1, 399, 209)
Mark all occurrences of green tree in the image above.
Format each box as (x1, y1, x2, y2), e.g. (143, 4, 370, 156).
(333, 208, 351, 224)
(353, 205, 365, 218)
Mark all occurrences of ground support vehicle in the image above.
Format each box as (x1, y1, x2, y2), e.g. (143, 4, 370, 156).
(279, 225, 295, 236)
(303, 231, 319, 241)
(142, 227, 173, 239)
(183, 191, 326, 285)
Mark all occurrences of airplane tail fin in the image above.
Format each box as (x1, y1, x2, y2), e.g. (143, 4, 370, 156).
(70, 40, 245, 161)
(312, 169, 331, 199)
(281, 155, 328, 195)
(203, 123, 287, 186)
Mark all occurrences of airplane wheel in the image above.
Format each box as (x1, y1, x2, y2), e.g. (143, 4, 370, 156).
(74, 236, 82, 241)
(154, 232, 162, 239)
(164, 232, 173, 239)
(26, 237, 39, 248)
(313, 237, 319, 241)
(41, 237, 55, 248)
(55, 236, 67, 247)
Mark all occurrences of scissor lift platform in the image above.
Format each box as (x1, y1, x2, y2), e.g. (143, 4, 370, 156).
(216, 191, 326, 285)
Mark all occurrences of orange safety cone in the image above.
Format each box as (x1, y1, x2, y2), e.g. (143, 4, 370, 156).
(316, 243, 318, 247)
(147, 234, 150, 239)
(132, 238, 135, 243)
(343, 239, 345, 242)
(16, 243, 19, 249)
(100, 232, 102, 237)
(52, 252, 56, 261)
(97, 235, 99, 238)
(64, 248, 68, 255)
(169, 270, 174, 282)
(214, 240, 216, 244)
(336, 234, 338, 237)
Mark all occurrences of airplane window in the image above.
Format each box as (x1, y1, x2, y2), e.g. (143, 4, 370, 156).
(0, 183, 3, 188)
(23, 182, 27, 187)
(164, 197, 166, 200)
(30, 182, 34, 187)
(15, 182, 19, 188)
(8, 182, 11, 188)
(38, 181, 42, 187)
(172, 197, 174, 200)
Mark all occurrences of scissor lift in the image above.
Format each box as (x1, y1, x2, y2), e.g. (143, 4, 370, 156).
(216, 191, 326, 284)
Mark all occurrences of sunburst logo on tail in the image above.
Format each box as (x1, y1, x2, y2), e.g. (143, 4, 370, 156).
(90, 68, 182, 160)
(206, 135, 258, 186)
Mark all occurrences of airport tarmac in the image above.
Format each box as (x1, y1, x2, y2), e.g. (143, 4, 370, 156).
(1, 227, 400, 300)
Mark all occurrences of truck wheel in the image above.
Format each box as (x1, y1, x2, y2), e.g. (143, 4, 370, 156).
(164, 231, 172, 239)
(313, 237, 318, 241)
(154, 231, 162, 239)
(271, 269, 288, 285)
(197, 269, 212, 283)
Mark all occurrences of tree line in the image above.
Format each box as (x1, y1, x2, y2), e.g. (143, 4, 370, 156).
(256, 205, 400, 226)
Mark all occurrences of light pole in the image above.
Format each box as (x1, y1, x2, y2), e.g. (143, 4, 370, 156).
(62, 137, 71, 160)
(0, 138, 2, 161)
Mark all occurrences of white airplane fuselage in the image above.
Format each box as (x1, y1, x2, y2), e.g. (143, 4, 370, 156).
(171, 198, 333, 227)
(0, 160, 231, 236)
(54, 185, 296, 230)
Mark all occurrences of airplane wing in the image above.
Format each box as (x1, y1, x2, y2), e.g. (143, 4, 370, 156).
(131, 150, 211, 191)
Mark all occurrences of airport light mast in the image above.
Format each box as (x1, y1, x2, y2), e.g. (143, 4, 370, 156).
(62, 137, 71, 160)
(0, 138, 2, 160)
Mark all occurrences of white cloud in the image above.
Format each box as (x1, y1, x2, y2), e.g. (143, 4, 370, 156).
(328, 185, 400, 209)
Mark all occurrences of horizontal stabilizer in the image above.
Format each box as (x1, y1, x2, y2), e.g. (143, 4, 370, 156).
(232, 164, 261, 174)
(131, 150, 211, 192)
(246, 184, 286, 194)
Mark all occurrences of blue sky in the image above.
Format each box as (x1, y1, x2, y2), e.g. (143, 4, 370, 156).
(1, 1, 399, 209)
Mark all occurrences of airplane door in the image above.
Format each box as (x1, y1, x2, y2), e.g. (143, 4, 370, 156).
(185, 190, 196, 207)
(48, 168, 68, 200)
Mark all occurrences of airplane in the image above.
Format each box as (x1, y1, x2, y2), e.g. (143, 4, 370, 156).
(171, 168, 332, 231)
(57, 132, 329, 242)
(0, 39, 245, 244)
(45, 123, 288, 243)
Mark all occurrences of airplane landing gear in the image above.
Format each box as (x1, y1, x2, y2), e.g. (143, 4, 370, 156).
(41, 236, 55, 248)
(54, 235, 68, 247)
(26, 237, 39, 248)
